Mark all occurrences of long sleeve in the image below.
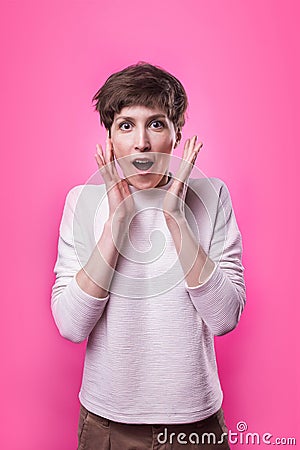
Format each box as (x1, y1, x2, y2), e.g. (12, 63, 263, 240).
(51, 187, 109, 343)
(185, 181, 246, 336)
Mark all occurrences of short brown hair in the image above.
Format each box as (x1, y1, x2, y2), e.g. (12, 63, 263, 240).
(92, 62, 188, 134)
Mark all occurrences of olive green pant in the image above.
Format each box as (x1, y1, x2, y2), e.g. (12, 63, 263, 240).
(77, 403, 230, 449)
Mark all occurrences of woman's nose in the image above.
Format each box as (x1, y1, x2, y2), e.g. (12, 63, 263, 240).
(134, 129, 151, 151)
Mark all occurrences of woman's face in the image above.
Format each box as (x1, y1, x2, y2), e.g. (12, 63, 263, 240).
(110, 105, 180, 189)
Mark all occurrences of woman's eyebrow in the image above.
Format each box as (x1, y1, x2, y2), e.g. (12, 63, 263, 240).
(115, 114, 167, 122)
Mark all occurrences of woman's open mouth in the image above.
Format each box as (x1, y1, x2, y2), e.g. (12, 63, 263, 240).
(132, 158, 154, 172)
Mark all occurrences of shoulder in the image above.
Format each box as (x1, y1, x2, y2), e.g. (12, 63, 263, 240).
(187, 176, 230, 202)
(64, 183, 107, 210)
(59, 184, 108, 237)
(188, 176, 228, 191)
(187, 177, 235, 219)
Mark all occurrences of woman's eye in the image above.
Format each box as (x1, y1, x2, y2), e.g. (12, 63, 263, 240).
(119, 122, 132, 131)
(150, 120, 164, 129)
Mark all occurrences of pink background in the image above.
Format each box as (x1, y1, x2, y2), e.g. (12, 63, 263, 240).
(1, 0, 299, 448)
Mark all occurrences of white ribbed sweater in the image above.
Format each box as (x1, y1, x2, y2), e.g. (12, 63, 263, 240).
(51, 175, 246, 424)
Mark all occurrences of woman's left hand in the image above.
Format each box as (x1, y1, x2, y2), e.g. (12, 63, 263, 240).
(162, 135, 203, 222)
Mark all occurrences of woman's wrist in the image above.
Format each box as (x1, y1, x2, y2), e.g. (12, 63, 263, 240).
(104, 216, 129, 248)
(164, 211, 187, 228)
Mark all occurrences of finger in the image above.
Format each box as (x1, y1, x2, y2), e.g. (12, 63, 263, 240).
(105, 136, 114, 163)
(191, 135, 198, 146)
(191, 141, 203, 161)
(180, 136, 197, 170)
(182, 138, 190, 160)
(188, 135, 198, 155)
(110, 146, 120, 178)
(95, 144, 105, 167)
(95, 144, 108, 176)
(95, 144, 113, 184)
(187, 143, 202, 171)
(187, 139, 202, 163)
(182, 135, 197, 161)
(102, 139, 117, 182)
(177, 141, 201, 182)
(95, 153, 103, 169)
(105, 137, 121, 179)
(120, 178, 132, 196)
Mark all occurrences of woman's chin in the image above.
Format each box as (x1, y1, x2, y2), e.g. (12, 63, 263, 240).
(125, 173, 168, 189)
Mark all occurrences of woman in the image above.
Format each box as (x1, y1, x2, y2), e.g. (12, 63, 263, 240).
(51, 62, 246, 449)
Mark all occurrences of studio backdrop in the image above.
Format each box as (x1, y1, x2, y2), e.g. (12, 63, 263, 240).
(1, 1, 298, 449)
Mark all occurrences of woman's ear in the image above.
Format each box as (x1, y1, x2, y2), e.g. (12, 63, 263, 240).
(174, 129, 182, 148)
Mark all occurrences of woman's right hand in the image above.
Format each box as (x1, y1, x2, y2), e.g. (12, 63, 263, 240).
(95, 135, 135, 226)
